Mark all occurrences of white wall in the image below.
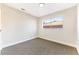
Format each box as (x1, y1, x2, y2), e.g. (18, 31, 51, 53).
(0, 4, 2, 50)
(1, 5, 37, 48)
(77, 4, 79, 53)
(38, 6, 77, 47)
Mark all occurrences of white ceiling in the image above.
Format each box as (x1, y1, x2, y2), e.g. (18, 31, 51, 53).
(5, 3, 76, 17)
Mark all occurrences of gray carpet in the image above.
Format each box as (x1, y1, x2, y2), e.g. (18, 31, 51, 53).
(1, 38, 78, 55)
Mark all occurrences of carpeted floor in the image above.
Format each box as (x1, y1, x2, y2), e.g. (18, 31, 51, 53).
(1, 38, 78, 55)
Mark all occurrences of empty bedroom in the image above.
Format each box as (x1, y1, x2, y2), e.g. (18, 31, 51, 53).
(0, 3, 78, 55)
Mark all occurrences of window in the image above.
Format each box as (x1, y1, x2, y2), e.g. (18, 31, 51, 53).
(43, 16, 64, 28)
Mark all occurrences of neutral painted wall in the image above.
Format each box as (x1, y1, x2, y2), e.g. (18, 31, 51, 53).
(38, 6, 77, 47)
(77, 4, 79, 53)
(0, 4, 2, 50)
(1, 5, 37, 48)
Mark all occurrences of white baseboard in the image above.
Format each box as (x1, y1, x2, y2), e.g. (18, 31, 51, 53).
(2, 36, 78, 54)
(38, 36, 77, 48)
(2, 36, 36, 49)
